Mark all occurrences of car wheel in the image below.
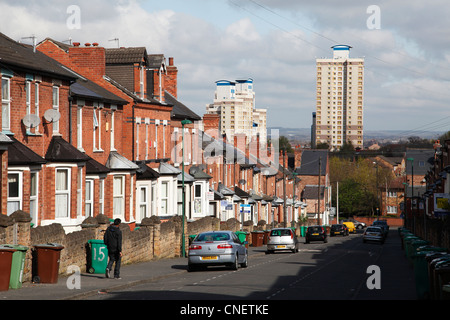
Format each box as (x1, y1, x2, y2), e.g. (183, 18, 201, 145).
(187, 264, 196, 272)
(240, 252, 248, 268)
(230, 254, 239, 270)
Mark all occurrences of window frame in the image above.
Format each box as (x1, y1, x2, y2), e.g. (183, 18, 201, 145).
(7, 171, 23, 215)
(2, 76, 11, 132)
(55, 167, 71, 219)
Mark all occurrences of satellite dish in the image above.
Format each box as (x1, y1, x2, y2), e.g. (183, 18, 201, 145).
(22, 114, 41, 128)
(44, 109, 61, 123)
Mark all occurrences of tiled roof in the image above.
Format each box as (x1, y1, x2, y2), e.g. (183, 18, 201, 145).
(295, 149, 328, 176)
(405, 149, 435, 175)
(158, 162, 181, 175)
(105, 47, 148, 64)
(106, 151, 139, 170)
(147, 54, 165, 69)
(302, 185, 325, 200)
(71, 78, 128, 105)
(8, 137, 46, 165)
(45, 136, 90, 162)
(86, 157, 110, 174)
(136, 162, 160, 180)
(0, 33, 76, 80)
(165, 91, 201, 121)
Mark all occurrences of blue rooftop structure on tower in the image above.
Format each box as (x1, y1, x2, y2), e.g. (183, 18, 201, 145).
(332, 45, 352, 59)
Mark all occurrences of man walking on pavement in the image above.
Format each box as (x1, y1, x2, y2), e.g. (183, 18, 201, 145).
(104, 218, 123, 279)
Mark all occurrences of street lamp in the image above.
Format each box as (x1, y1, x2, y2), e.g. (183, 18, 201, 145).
(407, 158, 414, 198)
(292, 172, 298, 221)
(282, 149, 287, 227)
(407, 157, 415, 233)
(373, 161, 379, 216)
(181, 119, 192, 258)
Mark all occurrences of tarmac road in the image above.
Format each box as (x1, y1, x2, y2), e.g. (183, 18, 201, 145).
(1, 229, 416, 302)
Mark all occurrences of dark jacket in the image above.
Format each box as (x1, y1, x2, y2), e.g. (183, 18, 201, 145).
(104, 225, 122, 253)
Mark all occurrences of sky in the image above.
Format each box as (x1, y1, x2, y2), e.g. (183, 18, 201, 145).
(1, 0, 449, 135)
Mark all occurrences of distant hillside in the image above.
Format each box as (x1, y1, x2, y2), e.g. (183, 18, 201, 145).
(268, 127, 444, 143)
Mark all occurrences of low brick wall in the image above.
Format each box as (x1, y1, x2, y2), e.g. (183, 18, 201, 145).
(0, 212, 246, 284)
(350, 216, 404, 227)
(1, 212, 310, 285)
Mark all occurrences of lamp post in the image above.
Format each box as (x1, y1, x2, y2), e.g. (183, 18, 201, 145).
(407, 157, 414, 233)
(373, 161, 379, 216)
(181, 119, 192, 258)
(402, 182, 409, 229)
(407, 158, 414, 198)
(292, 172, 298, 221)
(282, 149, 287, 227)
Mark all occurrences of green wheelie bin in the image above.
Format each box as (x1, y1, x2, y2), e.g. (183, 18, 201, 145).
(408, 239, 429, 265)
(404, 235, 420, 260)
(3, 244, 28, 289)
(235, 231, 249, 248)
(87, 239, 108, 274)
(412, 246, 447, 299)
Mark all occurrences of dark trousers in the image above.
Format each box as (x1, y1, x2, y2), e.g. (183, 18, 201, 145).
(106, 251, 121, 278)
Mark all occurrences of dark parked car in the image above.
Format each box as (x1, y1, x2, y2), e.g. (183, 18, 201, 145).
(330, 224, 349, 237)
(372, 220, 389, 236)
(305, 225, 328, 243)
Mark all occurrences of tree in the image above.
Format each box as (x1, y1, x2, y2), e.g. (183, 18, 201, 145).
(316, 142, 329, 149)
(279, 136, 293, 153)
(329, 156, 393, 216)
(338, 141, 355, 153)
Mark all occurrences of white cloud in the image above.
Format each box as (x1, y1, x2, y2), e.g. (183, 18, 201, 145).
(1, 0, 449, 132)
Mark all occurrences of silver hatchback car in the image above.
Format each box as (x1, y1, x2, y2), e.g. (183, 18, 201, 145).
(188, 231, 248, 271)
(266, 228, 298, 254)
(363, 226, 385, 244)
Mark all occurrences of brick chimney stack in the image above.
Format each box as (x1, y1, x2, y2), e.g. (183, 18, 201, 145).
(166, 57, 178, 98)
(202, 114, 220, 140)
(68, 43, 106, 79)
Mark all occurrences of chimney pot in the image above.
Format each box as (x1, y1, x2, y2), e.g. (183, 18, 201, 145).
(73, 42, 80, 47)
(85, 43, 91, 47)
(92, 42, 99, 47)
(169, 57, 174, 66)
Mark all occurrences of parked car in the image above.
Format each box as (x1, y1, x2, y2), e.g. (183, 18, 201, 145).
(305, 225, 328, 243)
(348, 219, 366, 229)
(342, 221, 356, 234)
(330, 224, 349, 237)
(363, 226, 385, 244)
(188, 231, 248, 271)
(266, 228, 298, 254)
(372, 220, 389, 236)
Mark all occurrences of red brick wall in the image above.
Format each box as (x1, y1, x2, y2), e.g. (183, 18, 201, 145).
(69, 44, 106, 80)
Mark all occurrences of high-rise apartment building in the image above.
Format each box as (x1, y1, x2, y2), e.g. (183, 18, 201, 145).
(315, 45, 364, 150)
(206, 78, 267, 144)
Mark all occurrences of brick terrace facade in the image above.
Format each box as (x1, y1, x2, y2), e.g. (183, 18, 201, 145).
(1, 32, 330, 232)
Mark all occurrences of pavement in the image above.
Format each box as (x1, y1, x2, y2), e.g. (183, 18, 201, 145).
(0, 246, 267, 300)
